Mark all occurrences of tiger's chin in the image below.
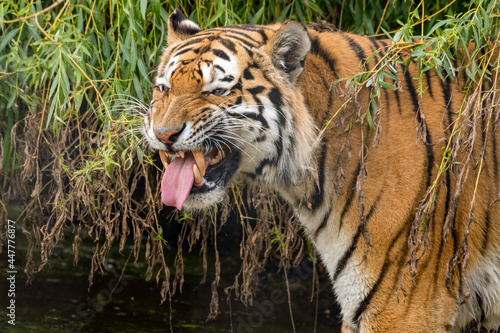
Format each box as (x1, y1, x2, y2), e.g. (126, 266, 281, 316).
(181, 187, 227, 211)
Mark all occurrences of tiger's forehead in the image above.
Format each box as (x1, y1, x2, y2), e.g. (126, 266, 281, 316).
(155, 25, 281, 92)
(156, 36, 248, 93)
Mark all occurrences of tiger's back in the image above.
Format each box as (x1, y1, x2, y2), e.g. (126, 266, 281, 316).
(143, 10, 500, 332)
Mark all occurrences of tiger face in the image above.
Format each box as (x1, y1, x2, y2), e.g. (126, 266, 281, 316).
(143, 9, 316, 210)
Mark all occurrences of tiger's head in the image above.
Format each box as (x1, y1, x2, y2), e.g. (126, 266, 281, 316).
(143, 9, 318, 210)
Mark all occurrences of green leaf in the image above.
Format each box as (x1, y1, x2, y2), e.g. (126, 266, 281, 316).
(378, 81, 398, 90)
(251, 6, 264, 24)
(206, 8, 224, 27)
(137, 57, 149, 80)
(140, 0, 148, 19)
(151, 0, 160, 18)
(119, 42, 131, 63)
(133, 75, 144, 101)
(136, 145, 144, 163)
(0, 28, 20, 52)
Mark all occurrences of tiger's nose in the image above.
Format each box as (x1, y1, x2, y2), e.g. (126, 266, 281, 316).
(153, 125, 185, 144)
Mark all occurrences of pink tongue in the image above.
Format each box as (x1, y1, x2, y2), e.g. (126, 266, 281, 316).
(161, 155, 195, 210)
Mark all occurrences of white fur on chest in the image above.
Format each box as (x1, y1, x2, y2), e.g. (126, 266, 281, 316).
(296, 205, 373, 327)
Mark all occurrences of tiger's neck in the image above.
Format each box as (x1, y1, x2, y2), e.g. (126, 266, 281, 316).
(273, 31, 369, 282)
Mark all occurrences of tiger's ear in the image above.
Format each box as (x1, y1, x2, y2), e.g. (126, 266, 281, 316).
(264, 22, 311, 83)
(168, 9, 201, 45)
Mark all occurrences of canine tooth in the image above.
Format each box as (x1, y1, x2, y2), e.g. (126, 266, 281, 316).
(159, 150, 170, 168)
(193, 164, 204, 186)
(210, 150, 224, 165)
(193, 150, 206, 176)
(179, 151, 185, 158)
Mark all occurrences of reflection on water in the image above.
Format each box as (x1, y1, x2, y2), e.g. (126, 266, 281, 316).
(0, 216, 341, 333)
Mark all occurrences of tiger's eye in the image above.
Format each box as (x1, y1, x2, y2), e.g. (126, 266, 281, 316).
(212, 88, 228, 96)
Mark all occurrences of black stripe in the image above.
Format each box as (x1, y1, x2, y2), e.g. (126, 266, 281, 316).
(477, 292, 486, 323)
(255, 157, 275, 175)
(268, 88, 284, 123)
(268, 88, 286, 161)
(384, 90, 390, 123)
(173, 47, 193, 58)
(247, 86, 265, 96)
(354, 261, 389, 325)
(309, 62, 333, 119)
(224, 34, 258, 49)
(229, 109, 269, 130)
(256, 29, 268, 43)
(481, 209, 491, 255)
(225, 26, 269, 43)
(368, 37, 379, 49)
(440, 78, 455, 262)
(231, 80, 242, 92)
(212, 48, 230, 61)
(402, 63, 434, 187)
(425, 71, 434, 98)
(313, 212, 329, 240)
(441, 165, 456, 291)
(338, 162, 361, 231)
(333, 225, 361, 282)
(332, 190, 382, 282)
(220, 75, 234, 82)
(214, 28, 260, 44)
(214, 64, 226, 73)
(243, 68, 254, 80)
(367, 38, 380, 64)
(171, 35, 218, 53)
(219, 38, 237, 54)
(353, 225, 406, 326)
(229, 92, 269, 132)
(342, 34, 367, 68)
(446, 82, 457, 263)
(227, 24, 273, 32)
(394, 85, 402, 114)
(275, 126, 284, 162)
(442, 77, 453, 130)
(310, 36, 338, 78)
(310, 135, 327, 210)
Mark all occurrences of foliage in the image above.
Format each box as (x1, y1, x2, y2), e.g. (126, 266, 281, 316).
(0, 0, 499, 321)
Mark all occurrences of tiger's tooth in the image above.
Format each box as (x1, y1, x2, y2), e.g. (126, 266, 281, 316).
(179, 151, 185, 158)
(159, 150, 170, 168)
(210, 150, 224, 165)
(193, 164, 204, 186)
(192, 150, 206, 176)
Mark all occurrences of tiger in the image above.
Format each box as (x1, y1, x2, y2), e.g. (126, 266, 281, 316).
(142, 9, 500, 333)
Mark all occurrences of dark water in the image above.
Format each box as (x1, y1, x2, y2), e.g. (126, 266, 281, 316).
(0, 208, 341, 333)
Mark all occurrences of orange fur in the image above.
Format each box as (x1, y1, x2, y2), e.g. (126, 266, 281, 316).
(145, 11, 500, 331)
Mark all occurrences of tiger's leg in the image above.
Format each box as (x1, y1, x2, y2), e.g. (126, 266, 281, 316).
(342, 218, 461, 332)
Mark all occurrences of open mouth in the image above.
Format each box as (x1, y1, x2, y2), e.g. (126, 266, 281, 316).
(158, 146, 238, 210)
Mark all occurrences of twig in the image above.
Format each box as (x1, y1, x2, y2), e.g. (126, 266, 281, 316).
(375, 0, 391, 35)
(3, 0, 67, 24)
(34, 15, 111, 121)
(370, 0, 457, 38)
(283, 268, 296, 333)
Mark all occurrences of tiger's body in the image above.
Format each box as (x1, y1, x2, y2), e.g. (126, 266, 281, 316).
(143, 9, 500, 332)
